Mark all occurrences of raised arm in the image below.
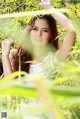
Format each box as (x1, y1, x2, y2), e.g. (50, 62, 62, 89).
(39, 0, 76, 61)
(2, 39, 18, 76)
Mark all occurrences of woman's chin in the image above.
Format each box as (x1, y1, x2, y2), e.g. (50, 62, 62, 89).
(31, 39, 45, 47)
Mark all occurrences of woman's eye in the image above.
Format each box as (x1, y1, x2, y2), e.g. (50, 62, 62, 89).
(43, 30, 48, 32)
(32, 28, 37, 30)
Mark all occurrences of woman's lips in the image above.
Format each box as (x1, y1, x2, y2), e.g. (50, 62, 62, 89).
(35, 37, 42, 42)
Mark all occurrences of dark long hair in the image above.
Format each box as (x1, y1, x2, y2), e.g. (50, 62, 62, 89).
(12, 14, 58, 73)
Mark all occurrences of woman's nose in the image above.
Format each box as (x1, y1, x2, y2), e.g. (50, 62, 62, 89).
(37, 30, 42, 36)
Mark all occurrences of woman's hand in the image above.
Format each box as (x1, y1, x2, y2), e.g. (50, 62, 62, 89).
(39, 0, 52, 9)
(2, 39, 14, 56)
(2, 39, 15, 76)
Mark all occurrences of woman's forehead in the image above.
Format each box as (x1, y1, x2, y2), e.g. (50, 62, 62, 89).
(33, 18, 49, 27)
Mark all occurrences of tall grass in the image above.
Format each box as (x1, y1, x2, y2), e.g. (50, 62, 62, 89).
(0, 8, 80, 119)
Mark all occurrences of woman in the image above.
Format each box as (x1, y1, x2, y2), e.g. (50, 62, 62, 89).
(2, 0, 76, 77)
(1, 0, 76, 118)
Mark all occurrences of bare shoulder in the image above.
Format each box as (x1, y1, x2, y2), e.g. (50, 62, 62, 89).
(53, 49, 63, 62)
(54, 48, 68, 62)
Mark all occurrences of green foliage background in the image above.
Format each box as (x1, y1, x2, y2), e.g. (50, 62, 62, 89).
(0, 0, 80, 119)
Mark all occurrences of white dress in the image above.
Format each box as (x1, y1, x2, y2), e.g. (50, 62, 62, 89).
(29, 52, 54, 81)
(22, 52, 55, 119)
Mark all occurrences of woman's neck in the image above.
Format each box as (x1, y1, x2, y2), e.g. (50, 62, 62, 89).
(32, 46, 49, 62)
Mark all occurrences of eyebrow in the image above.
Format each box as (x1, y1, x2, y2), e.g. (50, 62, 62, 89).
(33, 26, 49, 29)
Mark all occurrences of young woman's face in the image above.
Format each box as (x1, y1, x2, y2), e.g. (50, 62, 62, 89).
(30, 18, 52, 46)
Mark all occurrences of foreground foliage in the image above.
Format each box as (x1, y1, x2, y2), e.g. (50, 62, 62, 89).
(0, 0, 80, 119)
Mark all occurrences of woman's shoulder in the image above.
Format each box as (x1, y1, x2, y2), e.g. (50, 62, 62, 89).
(51, 50, 61, 63)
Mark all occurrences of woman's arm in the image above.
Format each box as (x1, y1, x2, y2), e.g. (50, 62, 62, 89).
(50, 8, 76, 61)
(39, 0, 76, 61)
(1, 24, 31, 77)
(2, 39, 18, 76)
